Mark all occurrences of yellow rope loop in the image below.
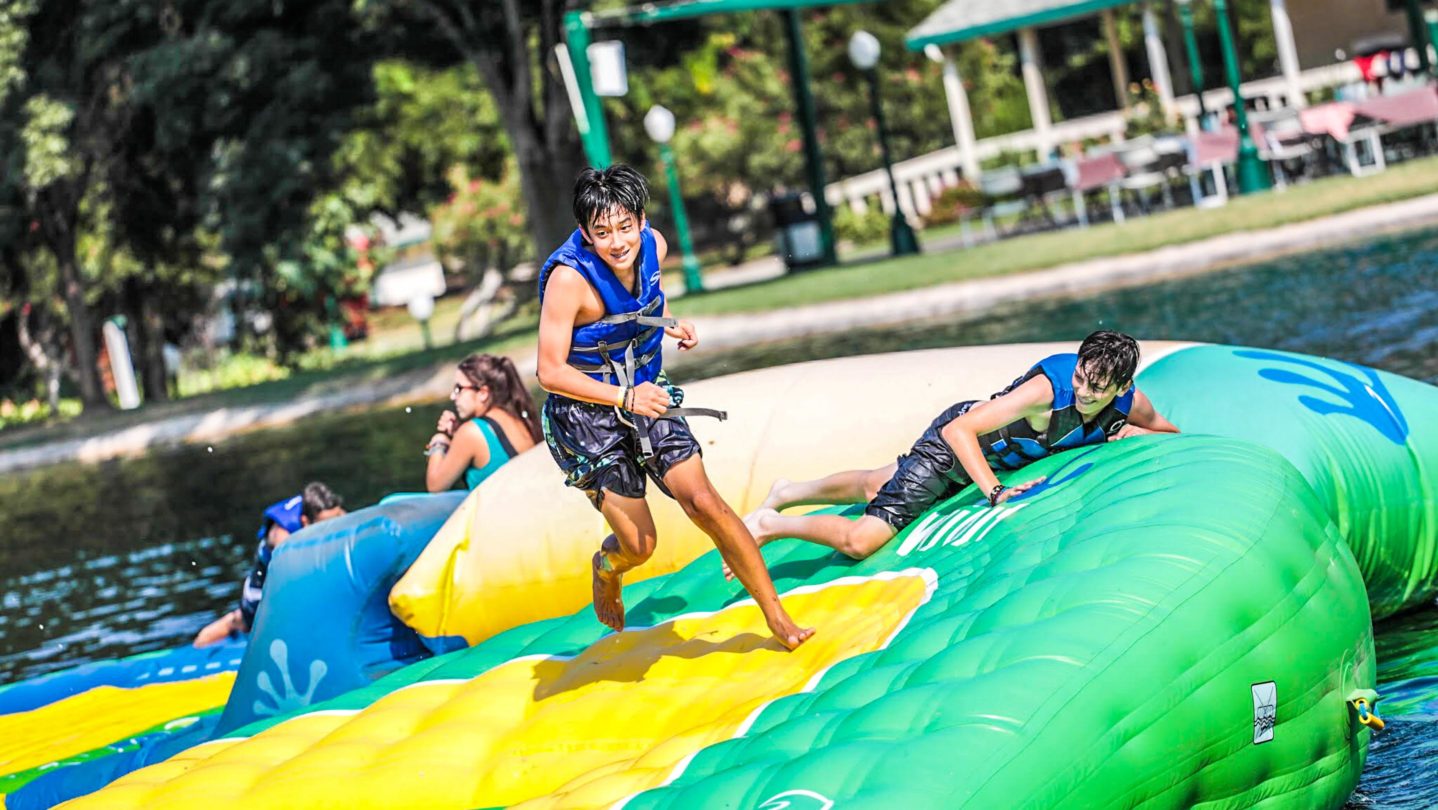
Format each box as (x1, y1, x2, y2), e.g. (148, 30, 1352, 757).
(1350, 697, 1386, 732)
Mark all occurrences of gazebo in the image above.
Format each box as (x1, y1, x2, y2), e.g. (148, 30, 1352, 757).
(904, 0, 1309, 179)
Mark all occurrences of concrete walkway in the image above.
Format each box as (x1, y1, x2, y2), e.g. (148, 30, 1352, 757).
(6, 191, 1438, 474)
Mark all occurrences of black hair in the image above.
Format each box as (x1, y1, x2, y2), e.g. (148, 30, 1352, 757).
(1077, 330, 1140, 389)
(573, 164, 648, 230)
(301, 481, 343, 522)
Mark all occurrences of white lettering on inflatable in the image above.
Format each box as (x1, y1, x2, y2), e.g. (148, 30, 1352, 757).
(896, 503, 1029, 558)
(758, 789, 835, 810)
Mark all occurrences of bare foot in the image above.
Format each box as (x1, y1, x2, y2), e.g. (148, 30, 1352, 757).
(725, 508, 779, 581)
(765, 609, 815, 651)
(592, 550, 625, 633)
(758, 478, 792, 513)
(742, 507, 779, 545)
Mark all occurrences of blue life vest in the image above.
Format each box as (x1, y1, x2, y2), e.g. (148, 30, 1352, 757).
(979, 353, 1135, 470)
(256, 494, 304, 540)
(464, 416, 519, 490)
(241, 494, 304, 628)
(537, 225, 669, 387)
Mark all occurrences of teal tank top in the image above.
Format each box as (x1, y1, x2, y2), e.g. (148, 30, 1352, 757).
(464, 416, 520, 490)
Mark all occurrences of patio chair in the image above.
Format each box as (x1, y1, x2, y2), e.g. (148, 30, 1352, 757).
(1251, 108, 1318, 186)
(1113, 136, 1176, 216)
(978, 166, 1026, 240)
(1016, 162, 1071, 232)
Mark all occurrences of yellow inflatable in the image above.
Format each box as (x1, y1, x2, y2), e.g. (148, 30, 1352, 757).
(390, 342, 1194, 645)
(67, 572, 932, 809)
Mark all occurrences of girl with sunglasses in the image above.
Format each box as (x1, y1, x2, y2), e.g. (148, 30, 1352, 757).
(425, 354, 540, 492)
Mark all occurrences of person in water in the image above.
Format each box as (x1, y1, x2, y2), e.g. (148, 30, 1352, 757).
(536, 163, 813, 650)
(193, 481, 347, 647)
(736, 331, 1180, 569)
(425, 354, 540, 492)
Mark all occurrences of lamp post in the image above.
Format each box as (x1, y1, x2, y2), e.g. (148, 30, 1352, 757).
(848, 31, 920, 257)
(643, 105, 705, 294)
(1174, 0, 1210, 130)
(1212, 0, 1271, 193)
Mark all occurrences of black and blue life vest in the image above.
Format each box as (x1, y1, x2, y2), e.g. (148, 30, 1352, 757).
(240, 494, 304, 628)
(979, 353, 1134, 470)
(537, 225, 667, 388)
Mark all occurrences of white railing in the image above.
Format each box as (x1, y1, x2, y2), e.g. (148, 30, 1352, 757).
(825, 61, 1365, 220)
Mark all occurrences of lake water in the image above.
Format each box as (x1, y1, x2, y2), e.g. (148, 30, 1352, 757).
(2, 227, 1436, 807)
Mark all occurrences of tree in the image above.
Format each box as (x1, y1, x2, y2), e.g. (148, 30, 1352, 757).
(365, 0, 586, 263)
(596, 2, 1025, 256)
(0, 0, 113, 409)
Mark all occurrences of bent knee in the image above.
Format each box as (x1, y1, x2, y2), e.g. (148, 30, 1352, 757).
(677, 487, 729, 523)
(838, 523, 893, 560)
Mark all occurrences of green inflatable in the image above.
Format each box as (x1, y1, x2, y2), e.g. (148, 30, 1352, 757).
(62, 345, 1429, 809)
(1142, 345, 1438, 618)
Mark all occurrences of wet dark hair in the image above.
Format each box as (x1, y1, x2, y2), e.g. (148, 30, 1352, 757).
(458, 353, 542, 442)
(573, 164, 648, 230)
(301, 481, 343, 522)
(1077, 330, 1140, 390)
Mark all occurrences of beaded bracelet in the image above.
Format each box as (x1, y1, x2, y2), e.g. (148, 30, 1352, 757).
(987, 483, 1007, 507)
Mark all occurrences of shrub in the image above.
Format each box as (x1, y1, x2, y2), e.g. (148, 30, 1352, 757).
(923, 183, 985, 227)
(833, 205, 890, 246)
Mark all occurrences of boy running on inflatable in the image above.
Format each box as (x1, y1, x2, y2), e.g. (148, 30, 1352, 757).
(737, 331, 1179, 569)
(537, 164, 813, 650)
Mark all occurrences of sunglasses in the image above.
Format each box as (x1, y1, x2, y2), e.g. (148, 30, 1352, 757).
(451, 384, 482, 396)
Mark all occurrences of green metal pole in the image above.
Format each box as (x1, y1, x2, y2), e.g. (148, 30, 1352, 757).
(564, 11, 613, 168)
(1428, 11, 1438, 78)
(1405, 0, 1433, 77)
(866, 70, 920, 256)
(1213, 0, 1271, 194)
(782, 8, 837, 267)
(1177, 2, 1210, 130)
(658, 142, 705, 293)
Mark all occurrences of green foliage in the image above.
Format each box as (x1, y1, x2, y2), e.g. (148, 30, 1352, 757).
(1123, 79, 1177, 138)
(429, 162, 530, 278)
(176, 351, 290, 398)
(832, 204, 889, 246)
(335, 61, 510, 217)
(0, 397, 81, 429)
(954, 38, 1032, 140)
(923, 183, 984, 227)
(18, 95, 75, 190)
(0, 0, 34, 104)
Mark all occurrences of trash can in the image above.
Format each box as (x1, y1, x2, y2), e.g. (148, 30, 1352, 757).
(769, 192, 825, 271)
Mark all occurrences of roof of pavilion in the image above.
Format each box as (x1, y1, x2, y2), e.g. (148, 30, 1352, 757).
(905, 0, 1137, 50)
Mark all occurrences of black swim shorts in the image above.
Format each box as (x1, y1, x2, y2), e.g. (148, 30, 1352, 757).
(542, 389, 701, 507)
(864, 401, 977, 531)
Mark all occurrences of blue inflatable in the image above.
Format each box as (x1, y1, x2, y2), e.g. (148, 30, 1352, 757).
(216, 491, 466, 734)
(5, 491, 465, 809)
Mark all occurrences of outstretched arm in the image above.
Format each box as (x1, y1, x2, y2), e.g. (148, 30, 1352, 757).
(1110, 389, 1180, 440)
(940, 375, 1054, 504)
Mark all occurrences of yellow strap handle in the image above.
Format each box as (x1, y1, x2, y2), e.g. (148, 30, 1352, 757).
(1350, 697, 1385, 731)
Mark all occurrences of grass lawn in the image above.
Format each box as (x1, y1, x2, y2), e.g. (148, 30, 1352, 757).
(6, 156, 1438, 452)
(0, 318, 538, 454)
(674, 155, 1438, 316)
